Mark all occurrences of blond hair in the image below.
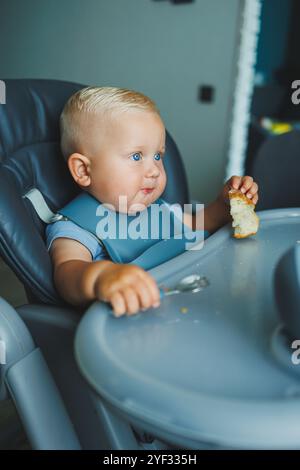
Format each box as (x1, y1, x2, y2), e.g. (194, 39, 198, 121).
(60, 86, 159, 160)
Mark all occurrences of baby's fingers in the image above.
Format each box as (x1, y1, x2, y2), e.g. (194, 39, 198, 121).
(229, 175, 243, 190)
(244, 181, 258, 201)
(123, 286, 140, 316)
(135, 279, 155, 311)
(110, 291, 126, 317)
(240, 176, 254, 194)
(138, 271, 160, 308)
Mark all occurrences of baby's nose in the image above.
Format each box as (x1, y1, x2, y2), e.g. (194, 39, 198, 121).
(145, 161, 160, 178)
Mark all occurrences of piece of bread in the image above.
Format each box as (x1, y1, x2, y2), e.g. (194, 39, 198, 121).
(229, 189, 259, 239)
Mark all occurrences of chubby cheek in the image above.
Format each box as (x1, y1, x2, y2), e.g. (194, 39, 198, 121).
(115, 165, 140, 193)
(90, 172, 119, 204)
(103, 168, 141, 204)
(158, 168, 167, 194)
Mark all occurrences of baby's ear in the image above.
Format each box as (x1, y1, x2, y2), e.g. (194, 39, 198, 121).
(67, 153, 91, 188)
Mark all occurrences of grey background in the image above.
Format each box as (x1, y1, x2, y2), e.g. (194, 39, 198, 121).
(0, 0, 242, 203)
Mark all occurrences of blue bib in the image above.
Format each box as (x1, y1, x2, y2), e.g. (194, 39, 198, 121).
(58, 192, 209, 270)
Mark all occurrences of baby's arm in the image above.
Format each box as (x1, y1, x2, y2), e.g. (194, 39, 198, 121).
(183, 199, 230, 234)
(50, 238, 160, 317)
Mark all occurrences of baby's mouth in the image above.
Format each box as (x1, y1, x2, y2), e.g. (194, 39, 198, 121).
(141, 188, 155, 194)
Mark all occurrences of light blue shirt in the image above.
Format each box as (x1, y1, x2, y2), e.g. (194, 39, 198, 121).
(45, 220, 110, 261)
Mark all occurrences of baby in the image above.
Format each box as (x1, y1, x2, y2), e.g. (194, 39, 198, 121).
(46, 87, 259, 317)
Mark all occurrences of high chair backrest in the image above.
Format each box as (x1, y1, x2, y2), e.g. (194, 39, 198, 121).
(0, 79, 189, 306)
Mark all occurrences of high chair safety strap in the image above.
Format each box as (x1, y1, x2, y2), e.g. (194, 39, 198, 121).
(23, 188, 66, 224)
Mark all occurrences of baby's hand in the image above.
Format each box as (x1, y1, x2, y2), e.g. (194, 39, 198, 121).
(94, 263, 161, 317)
(221, 175, 259, 206)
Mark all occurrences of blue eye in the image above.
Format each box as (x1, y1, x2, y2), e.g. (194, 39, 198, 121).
(154, 153, 161, 161)
(131, 153, 141, 161)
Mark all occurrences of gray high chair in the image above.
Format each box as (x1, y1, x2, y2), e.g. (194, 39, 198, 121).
(1, 79, 300, 450)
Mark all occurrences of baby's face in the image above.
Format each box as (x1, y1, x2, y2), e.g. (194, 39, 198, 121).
(87, 109, 167, 213)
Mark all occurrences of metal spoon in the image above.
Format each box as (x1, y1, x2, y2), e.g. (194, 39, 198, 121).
(159, 274, 209, 298)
